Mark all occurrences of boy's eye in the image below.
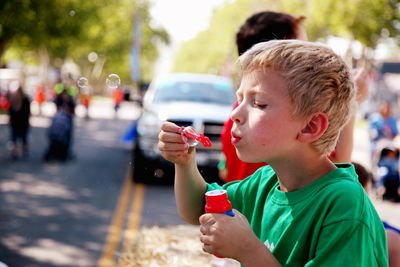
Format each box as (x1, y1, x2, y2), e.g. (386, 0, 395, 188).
(252, 100, 267, 109)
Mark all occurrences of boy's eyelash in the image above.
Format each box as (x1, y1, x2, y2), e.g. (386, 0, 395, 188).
(252, 101, 267, 109)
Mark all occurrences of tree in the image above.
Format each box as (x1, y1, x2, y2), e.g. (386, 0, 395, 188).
(282, 0, 400, 48)
(173, 0, 276, 75)
(172, 0, 400, 76)
(0, 0, 169, 86)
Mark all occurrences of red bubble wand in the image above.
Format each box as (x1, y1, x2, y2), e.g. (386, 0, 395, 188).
(180, 127, 212, 147)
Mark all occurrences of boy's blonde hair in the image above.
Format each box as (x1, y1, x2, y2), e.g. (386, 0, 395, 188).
(239, 40, 355, 155)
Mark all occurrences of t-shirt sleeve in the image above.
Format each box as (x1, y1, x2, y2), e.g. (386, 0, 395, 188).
(305, 220, 387, 267)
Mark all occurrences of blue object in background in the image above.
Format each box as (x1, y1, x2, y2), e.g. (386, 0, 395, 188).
(122, 122, 138, 144)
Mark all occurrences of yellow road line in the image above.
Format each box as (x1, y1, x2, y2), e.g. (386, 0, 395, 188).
(123, 183, 145, 253)
(97, 167, 133, 267)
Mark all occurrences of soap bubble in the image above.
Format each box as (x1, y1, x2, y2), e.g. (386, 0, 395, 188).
(106, 74, 121, 90)
(77, 77, 89, 89)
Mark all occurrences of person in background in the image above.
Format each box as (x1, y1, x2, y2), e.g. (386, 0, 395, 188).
(7, 81, 31, 160)
(353, 161, 400, 267)
(159, 40, 387, 266)
(112, 87, 124, 117)
(34, 85, 46, 116)
(51, 88, 76, 160)
(368, 101, 399, 154)
(220, 11, 369, 182)
(79, 91, 91, 119)
(0, 90, 10, 111)
(55, 88, 76, 116)
(377, 146, 400, 202)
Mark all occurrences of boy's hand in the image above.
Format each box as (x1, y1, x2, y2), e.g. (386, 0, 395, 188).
(158, 121, 194, 165)
(199, 209, 263, 262)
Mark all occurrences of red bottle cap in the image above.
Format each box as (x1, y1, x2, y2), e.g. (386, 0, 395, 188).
(205, 189, 232, 214)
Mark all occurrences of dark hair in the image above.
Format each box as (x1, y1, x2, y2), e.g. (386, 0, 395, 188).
(352, 162, 373, 188)
(236, 11, 304, 55)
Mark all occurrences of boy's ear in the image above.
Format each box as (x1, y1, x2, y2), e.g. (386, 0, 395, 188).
(297, 113, 329, 143)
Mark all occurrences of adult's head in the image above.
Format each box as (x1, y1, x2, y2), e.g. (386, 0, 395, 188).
(236, 11, 307, 56)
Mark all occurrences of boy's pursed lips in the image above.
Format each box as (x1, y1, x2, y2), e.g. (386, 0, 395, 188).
(231, 131, 242, 144)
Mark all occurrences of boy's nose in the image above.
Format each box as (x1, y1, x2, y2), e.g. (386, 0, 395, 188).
(230, 102, 243, 124)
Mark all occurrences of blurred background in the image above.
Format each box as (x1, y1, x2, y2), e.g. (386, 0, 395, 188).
(0, 0, 400, 266)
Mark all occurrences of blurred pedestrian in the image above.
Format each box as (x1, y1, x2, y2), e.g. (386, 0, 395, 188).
(43, 109, 73, 162)
(44, 87, 76, 161)
(7, 81, 31, 160)
(112, 87, 124, 117)
(79, 91, 91, 119)
(0, 90, 10, 111)
(376, 146, 400, 202)
(368, 101, 399, 154)
(34, 85, 46, 116)
(55, 88, 76, 115)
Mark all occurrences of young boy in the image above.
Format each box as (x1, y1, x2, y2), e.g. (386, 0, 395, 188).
(158, 40, 388, 266)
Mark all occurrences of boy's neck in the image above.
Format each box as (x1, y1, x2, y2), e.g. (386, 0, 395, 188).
(271, 153, 336, 192)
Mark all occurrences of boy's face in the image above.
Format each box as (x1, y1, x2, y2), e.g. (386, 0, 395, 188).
(231, 69, 304, 163)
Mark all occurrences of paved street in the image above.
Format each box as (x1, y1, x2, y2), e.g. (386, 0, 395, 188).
(0, 98, 192, 267)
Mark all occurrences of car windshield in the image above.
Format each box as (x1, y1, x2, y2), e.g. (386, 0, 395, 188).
(152, 80, 235, 105)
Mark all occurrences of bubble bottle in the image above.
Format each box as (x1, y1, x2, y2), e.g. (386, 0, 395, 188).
(205, 189, 234, 217)
(205, 189, 235, 260)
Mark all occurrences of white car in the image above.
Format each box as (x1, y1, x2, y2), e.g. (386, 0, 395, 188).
(133, 73, 236, 184)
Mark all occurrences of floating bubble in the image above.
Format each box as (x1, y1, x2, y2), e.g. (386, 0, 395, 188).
(77, 77, 89, 89)
(88, 52, 98, 62)
(106, 73, 121, 90)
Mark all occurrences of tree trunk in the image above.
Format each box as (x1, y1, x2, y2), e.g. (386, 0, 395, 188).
(0, 40, 9, 67)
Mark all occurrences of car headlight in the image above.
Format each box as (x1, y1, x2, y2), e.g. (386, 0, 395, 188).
(137, 112, 162, 137)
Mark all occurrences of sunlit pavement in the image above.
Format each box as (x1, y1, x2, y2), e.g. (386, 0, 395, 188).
(30, 97, 141, 120)
(1, 98, 141, 128)
(0, 98, 142, 267)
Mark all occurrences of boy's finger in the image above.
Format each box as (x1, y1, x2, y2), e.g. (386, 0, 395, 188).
(200, 234, 213, 245)
(201, 243, 214, 254)
(160, 121, 181, 133)
(159, 131, 185, 144)
(158, 139, 188, 151)
(199, 223, 213, 236)
(199, 213, 216, 225)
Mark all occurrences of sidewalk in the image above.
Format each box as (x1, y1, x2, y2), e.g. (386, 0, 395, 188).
(29, 98, 141, 120)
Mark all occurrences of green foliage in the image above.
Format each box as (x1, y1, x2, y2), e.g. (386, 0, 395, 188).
(283, 0, 400, 47)
(173, 0, 400, 76)
(173, 0, 279, 74)
(0, 0, 169, 84)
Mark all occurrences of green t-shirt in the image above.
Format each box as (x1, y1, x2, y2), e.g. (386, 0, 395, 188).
(207, 164, 388, 266)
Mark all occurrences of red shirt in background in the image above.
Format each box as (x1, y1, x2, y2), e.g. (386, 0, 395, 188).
(221, 101, 266, 183)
